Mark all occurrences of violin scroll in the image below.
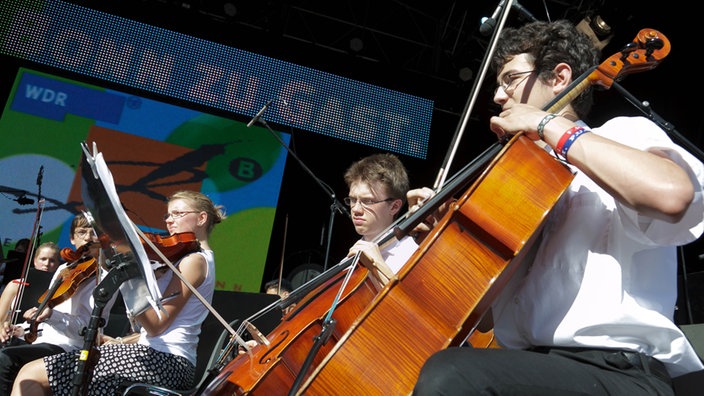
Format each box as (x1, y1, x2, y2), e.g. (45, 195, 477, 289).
(59, 233, 109, 262)
(59, 243, 91, 262)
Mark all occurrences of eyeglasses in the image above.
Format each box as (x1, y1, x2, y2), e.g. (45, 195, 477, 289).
(495, 70, 535, 95)
(343, 197, 395, 208)
(163, 210, 199, 221)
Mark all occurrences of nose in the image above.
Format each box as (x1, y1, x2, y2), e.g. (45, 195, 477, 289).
(493, 88, 508, 104)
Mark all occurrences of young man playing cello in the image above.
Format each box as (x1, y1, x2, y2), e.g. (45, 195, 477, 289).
(411, 20, 704, 395)
(342, 153, 418, 280)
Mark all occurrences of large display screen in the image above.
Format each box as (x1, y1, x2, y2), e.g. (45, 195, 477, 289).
(0, 67, 289, 292)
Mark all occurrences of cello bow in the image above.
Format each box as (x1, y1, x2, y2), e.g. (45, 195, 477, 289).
(295, 28, 671, 395)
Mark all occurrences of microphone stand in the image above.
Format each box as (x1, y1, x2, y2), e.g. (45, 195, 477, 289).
(71, 255, 141, 396)
(611, 82, 704, 162)
(251, 113, 350, 271)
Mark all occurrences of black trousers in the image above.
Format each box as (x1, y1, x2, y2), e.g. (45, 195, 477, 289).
(413, 346, 675, 395)
(0, 341, 65, 394)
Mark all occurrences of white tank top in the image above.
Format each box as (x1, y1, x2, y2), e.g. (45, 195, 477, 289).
(139, 250, 215, 365)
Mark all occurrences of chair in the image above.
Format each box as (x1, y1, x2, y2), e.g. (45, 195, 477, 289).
(120, 290, 280, 396)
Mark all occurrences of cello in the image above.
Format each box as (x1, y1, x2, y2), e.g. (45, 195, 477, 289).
(199, 28, 670, 395)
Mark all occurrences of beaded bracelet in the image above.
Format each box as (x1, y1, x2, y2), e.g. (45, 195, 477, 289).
(555, 126, 590, 160)
(537, 113, 558, 140)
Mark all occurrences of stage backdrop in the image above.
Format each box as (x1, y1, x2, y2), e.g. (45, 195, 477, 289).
(0, 67, 290, 292)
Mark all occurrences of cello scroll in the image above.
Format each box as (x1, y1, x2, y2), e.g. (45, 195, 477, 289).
(549, 28, 670, 113)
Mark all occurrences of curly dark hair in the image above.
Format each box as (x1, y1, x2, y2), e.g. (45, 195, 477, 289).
(491, 20, 601, 119)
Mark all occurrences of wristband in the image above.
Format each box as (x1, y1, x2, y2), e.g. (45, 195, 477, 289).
(555, 126, 584, 156)
(537, 113, 558, 140)
(558, 127, 590, 160)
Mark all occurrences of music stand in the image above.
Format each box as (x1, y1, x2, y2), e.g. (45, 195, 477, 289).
(71, 141, 163, 396)
(80, 141, 162, 315)
(18, 267, 56, 314)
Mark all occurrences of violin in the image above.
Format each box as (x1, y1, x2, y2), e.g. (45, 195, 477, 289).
(140, 231, 200, 264)
(25, 256, 98, 343)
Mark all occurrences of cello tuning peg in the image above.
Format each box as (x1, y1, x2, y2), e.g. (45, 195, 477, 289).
(644, 38, 665, 57)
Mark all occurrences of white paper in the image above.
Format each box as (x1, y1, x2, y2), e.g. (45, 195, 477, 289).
(81, 142, 163, 319)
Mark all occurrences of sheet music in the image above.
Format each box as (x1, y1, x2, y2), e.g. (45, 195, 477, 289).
(80, 142, 163, 318)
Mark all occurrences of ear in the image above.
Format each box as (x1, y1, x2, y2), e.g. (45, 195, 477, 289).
(197, 211, 207, 227)
(389, 198, 403, 216)
(552, 62, 572, 94)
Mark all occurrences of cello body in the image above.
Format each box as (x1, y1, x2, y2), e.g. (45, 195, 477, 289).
(296, 134, 573, 395)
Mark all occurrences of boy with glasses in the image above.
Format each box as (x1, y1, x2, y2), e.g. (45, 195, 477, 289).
(343, 153, 418, 280)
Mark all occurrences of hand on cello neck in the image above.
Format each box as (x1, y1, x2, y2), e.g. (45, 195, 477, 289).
(406, 187, 454, 242)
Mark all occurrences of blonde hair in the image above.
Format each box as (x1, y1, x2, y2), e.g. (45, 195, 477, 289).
(35, 241, 60, 260)
(168, 191, 226, 235)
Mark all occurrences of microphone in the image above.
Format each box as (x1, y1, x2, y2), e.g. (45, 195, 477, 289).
(479, 0, 537, 36)
(246, 99, 274, 128)
(479, 0, 506, 36)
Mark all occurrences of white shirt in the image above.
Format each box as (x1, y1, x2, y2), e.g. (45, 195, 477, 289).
(492, 116, 704, 377)
(139, 250, 215, 366)
(41, 261, 117, 351)
(380, 235, 419, 274)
